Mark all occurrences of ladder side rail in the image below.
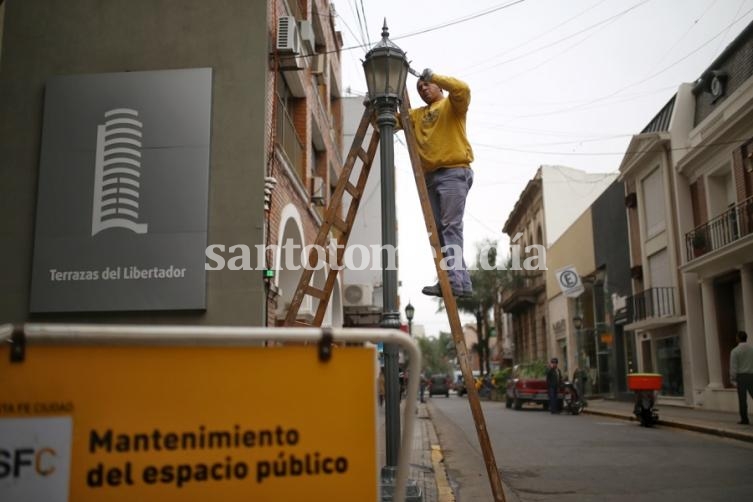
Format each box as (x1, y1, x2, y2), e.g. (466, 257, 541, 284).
(398, 94, 506, 502)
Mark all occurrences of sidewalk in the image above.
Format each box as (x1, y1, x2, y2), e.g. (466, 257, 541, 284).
(583, 397, 753, 443)
(377, 400, 451, 502)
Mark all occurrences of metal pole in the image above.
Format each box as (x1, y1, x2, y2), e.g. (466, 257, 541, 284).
(376, 97, 401, 469)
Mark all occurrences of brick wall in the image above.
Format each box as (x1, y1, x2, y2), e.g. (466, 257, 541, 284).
(265, 0, 342, 326)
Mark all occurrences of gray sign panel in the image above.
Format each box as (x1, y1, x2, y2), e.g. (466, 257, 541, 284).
(30, 68, 212, 312)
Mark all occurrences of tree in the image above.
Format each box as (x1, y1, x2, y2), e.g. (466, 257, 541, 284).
(416, 333, 453, 375)
(437, 239, 513, 376)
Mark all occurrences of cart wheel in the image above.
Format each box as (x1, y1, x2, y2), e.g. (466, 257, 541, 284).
(574, 401, 585, 415)
(639, 409, 654, 427)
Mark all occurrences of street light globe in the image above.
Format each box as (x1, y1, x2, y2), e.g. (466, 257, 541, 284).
(362, 19, 409, 104)
(405, 301, 415, 322)
(573, 315, 584, 330)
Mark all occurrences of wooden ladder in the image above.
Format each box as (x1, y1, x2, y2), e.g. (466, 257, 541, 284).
(283, 94, 506, 501)
(283, 104, 380, 327)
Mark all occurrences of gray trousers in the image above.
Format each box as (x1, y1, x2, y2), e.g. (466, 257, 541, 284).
(425, 167, 473, 292)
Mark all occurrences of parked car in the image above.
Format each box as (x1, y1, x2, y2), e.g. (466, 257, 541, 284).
(429, 374, 451, 398)
(506, 363, 559, 410)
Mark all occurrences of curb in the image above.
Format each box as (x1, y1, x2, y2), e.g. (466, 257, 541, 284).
(422, 405, 456, 502)
(582, 408, 753, 444)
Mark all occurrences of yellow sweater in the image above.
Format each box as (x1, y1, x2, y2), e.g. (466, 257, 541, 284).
(409, 74, 474, 173)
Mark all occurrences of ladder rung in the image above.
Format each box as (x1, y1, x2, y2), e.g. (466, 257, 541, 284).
(291, 320, 312, 328)
(357, 148, 369, 163)
(345, 182, 360, 197)
(332, 217, 348, 233)
(305, 285, 327, 300)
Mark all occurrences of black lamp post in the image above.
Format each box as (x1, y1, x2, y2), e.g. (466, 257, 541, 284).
(405, 301, 415, 336)
(475, 303, 484, 375)
(363, 20, 409, 474)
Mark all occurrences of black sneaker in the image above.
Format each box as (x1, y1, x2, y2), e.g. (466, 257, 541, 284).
(421, 284, 471, 298)
(738, 419, 749, 425)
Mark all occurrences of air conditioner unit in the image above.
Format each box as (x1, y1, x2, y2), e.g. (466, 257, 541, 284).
(311, 176, 325, 205)
(343, 284, 373, 307)
(277, 16, 300, 54)
(311, 53, 327, 75)
(299, 20, 316, 54)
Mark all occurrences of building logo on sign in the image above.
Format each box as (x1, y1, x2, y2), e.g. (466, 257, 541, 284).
(31, 68, 212, 312)
(555, 265, 584, 298)
(0, 416, 73, 502)
(91, 108, 148, 236)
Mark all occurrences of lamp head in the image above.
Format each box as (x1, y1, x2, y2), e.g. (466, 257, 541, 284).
(573, 315, 583, 330)
(362, 20, 409, 105)
(405, 301, 415, 322)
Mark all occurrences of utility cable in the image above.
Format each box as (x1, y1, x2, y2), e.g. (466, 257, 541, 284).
(475, 0, 651, 74)
(475, 136, 751, 157)
(461, 0, 609, 74)
(499, 4, 753, 120)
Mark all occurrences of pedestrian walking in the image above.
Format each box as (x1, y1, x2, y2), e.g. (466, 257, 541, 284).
(547, 358, 562, 414)
(730, 331, 753, 425)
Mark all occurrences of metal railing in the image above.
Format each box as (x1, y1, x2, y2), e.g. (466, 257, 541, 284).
(500, 270, 545, 312)
(626, 287, 676, 323)
(276, 94, 305, 181)
(686, 196, 753, 261)
(507, 269, 545, 290)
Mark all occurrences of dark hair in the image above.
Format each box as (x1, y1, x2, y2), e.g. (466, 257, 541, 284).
(739, 331, 748, 342)
(550, 358, 558, 364)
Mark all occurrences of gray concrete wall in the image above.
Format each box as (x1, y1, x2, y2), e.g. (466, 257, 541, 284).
(0, 0, 268, 325)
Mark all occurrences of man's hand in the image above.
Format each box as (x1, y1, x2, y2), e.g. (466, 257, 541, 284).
(419, 68, 434, 82)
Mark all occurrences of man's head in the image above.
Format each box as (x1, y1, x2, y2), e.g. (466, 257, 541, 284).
(550, 358, 558, 366)
(738, 331, 748, 343)
(417, 78, 443, 105)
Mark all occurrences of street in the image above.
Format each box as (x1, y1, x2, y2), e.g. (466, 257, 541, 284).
(428, 395, 753, 502)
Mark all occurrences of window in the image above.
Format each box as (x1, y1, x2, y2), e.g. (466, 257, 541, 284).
(647, 249, 671, 288)
(642, 167, 665, 237)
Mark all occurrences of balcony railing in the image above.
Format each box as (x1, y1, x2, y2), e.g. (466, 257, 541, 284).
(626, 287, 676, 324)
(276, 95, 305, 181)
(686, 196, 753, 261)
(500, 270, 545, 313)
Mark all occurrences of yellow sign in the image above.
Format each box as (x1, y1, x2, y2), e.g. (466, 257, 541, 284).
(0, 343, 377, 501)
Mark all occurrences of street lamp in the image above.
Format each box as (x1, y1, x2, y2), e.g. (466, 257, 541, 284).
(362, 19, 410, 486)
(573, 315, 583, 330)
(405, 301, 415, 336)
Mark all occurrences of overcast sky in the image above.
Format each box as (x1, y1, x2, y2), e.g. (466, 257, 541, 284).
(330, 0, 753, 337)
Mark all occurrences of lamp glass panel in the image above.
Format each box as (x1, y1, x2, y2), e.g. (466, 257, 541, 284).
(387, 56, 408, 96)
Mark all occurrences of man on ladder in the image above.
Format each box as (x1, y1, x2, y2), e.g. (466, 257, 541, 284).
(405, 68, 475, 299)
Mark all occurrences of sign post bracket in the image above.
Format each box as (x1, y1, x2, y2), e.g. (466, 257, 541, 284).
(9, 324, 25, 363)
